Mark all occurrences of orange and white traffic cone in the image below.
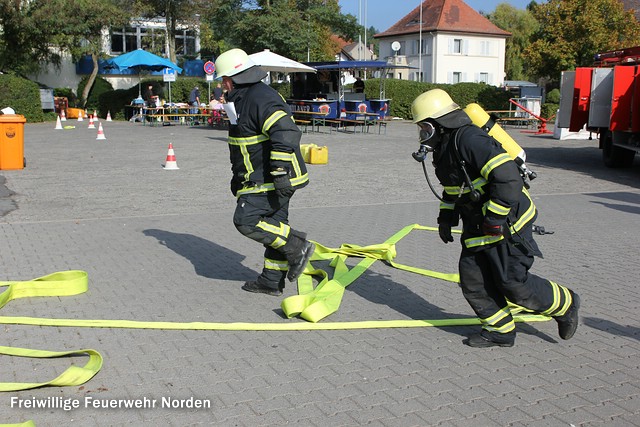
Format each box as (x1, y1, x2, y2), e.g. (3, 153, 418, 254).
(96, 122, 106, 140)
(93, 110, 98, 120)
(88, 115, 96, 129)
(60, 109, 67, 121)
(55, 116, 63, 130)
(77, 112, 83, 122)
(106, 111, 112, 121)
(163, 143, 179, 170)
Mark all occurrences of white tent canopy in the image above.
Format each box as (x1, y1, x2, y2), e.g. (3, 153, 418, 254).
(248, 49, 316, 73)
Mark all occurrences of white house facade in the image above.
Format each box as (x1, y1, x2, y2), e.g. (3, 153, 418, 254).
(375, 0, 509, 86)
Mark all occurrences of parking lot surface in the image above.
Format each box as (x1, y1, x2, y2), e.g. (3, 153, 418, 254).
(1, 118, 639, 426)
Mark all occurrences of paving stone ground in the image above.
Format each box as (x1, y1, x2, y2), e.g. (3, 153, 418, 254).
(0, 117, 639, 426)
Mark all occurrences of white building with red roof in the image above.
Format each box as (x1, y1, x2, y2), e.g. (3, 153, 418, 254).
(374, 0, 510, 86)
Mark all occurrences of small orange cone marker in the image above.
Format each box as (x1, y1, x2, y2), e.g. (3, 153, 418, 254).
(163, 143, 179, 170)
(96, 122, 107, 140)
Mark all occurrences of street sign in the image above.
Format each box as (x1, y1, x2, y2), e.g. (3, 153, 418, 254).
(204, 61, 215, 75)
(163, 68, 176, 82)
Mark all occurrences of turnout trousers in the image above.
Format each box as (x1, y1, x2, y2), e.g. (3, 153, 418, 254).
(458, 226, 573, 341)
(233, 192, 293, 289)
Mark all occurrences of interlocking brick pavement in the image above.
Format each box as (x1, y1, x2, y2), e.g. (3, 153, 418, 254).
(0, 117, 639, 426)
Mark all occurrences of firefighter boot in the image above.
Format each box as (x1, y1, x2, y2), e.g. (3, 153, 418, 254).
(241, 280, 283, 297)
(282, 230, 315, 282)
(464, 331, 515, 348)
(556, 290, 580, 340)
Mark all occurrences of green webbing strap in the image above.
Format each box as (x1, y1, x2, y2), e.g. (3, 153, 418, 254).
(281, 224, 460, 322)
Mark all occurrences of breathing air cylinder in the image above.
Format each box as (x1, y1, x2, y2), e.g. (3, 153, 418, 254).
(463, 103, 537, 185)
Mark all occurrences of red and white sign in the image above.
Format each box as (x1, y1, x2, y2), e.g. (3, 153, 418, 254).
(204, 61, 215, 75)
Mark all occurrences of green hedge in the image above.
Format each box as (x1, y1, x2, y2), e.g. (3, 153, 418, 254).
(77, 76, 114, 110)
(96, 76, 557, 123)
(0, 74, 45, 122)
(363, 79, 514, 120)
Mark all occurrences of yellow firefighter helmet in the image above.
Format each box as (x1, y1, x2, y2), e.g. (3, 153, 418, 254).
(215, 48, 256, 78)
(411, 89, 461, 124)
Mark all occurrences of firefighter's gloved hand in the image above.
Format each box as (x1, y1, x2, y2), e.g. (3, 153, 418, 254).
(437, 223, 453, 243)
(273, 174, 295, 198)
(482, 219, 504, 236)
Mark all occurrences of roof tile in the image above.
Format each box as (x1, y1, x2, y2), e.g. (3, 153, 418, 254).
(374, 0, 510, 38)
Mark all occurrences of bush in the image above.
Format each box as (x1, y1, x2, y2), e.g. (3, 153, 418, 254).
(363, 79, 513, 120)
(77, 76, 114, 111)
(271, 82, 291, 99)
(54, 87, 77, 107)
(0, 73, 45, 122)
(541, 103, 559, 120)
(546, 88, 561, 104)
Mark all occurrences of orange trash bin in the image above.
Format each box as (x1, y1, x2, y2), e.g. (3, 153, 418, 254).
(0, 114, 26, 170)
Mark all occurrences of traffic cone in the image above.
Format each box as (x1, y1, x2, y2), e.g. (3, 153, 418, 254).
(93, 110, 98, 120)
(55, 116, 63, 130)
(163, 143, 179, 170)
(77, 112, 83, 122)
(106, 111, 112, 121)
(60, 110, 66, 121)
(96, 122, 106, 140)
(88, 115, 96, 129)
(84, 111, 88, 118)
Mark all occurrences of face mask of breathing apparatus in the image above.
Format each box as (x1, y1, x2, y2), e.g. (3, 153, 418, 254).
(412, 121, 481, 203)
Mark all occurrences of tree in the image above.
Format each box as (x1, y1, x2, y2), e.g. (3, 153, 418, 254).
(28, 0, 129, 107)
(129, 0, 212, 63)
(231, 0, 364, 62)
(486, 3, 538, 81)
(0, 0, 59, 75)
(524, 0, 640, 82)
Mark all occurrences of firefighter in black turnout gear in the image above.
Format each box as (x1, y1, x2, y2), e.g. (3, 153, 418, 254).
(215, 48, 314, 296)
(411, 89, 580, 347)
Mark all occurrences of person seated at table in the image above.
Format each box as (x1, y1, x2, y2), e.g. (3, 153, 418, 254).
(144, 85, 158, 108)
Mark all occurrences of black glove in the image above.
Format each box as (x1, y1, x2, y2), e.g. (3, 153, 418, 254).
(273, 174, 295, 198)
(482, 218, 504, 236)
(438, 223, 454, 244)
(231, 179, 240, 196)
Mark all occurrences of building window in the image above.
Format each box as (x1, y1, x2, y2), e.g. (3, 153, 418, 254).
(110, 24, 193, 56)
(452, 72, 462, 83)
(479, 72, 489, 83)
(453, 39, 462, 54)
(480, 41, 492, 56)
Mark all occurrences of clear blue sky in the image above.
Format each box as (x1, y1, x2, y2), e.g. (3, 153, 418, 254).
(338, 0, 534, 33)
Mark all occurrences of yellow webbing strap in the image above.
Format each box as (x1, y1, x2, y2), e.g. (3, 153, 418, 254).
(282, 224, 460, 322)
(0, 225, 551, 396)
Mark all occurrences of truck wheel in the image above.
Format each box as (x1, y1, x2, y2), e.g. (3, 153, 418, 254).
(602, 130, 635, 168)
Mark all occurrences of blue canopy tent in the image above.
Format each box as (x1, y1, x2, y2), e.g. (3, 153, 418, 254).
(106, 49, 183, 98)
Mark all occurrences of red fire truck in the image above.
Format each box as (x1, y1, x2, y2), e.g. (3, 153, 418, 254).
(557, 46, 640, 168)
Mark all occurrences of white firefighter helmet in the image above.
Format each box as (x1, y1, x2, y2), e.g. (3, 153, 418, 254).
(215, 48, 256, 78)
(411, 89, 461, 124)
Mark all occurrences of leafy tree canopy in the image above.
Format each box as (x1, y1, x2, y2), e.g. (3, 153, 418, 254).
(524, 0, 640, 81)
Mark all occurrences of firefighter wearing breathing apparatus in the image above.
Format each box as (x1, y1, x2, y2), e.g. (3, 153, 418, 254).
(214, 48, 314, 297)
(411, 89, 580, 348)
